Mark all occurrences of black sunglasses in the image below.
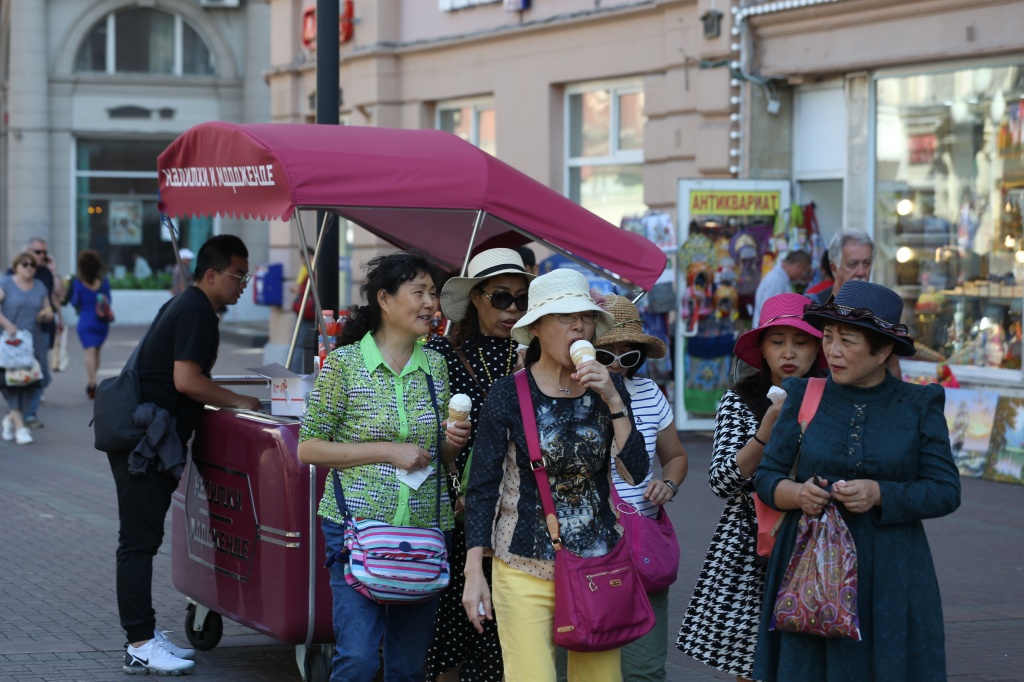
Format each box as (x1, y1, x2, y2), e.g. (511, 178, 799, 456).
(596, 349, 643, 368)
(482, 290, 529, 312)
(18, 261, 37, 269)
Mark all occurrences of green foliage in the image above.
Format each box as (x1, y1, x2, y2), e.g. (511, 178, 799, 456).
(109, 272, 173, 290)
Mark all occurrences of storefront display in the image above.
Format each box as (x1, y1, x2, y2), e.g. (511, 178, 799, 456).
(876, 61, 1024, 485)
(673, 180, 792, 429)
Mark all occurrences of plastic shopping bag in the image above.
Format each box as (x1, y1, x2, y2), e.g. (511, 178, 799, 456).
(770, 502, 861, 640)
(51, 326, 70, 372)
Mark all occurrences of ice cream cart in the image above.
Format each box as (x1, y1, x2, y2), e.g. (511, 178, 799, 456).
(157, 122, 668, 681)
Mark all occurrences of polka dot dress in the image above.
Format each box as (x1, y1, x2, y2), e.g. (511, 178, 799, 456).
(423, 334, 517, 682)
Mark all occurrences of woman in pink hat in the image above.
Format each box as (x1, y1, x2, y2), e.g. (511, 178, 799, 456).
(678, 292, 823, 682)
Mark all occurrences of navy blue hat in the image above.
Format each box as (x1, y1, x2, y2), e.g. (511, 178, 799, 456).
(803, 280, 915, 357)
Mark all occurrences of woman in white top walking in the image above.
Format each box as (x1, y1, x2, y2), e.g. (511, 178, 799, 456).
(595, 293, 688, 681)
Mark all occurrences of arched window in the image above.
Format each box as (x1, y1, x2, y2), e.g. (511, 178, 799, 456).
(74, 8, 215, 76)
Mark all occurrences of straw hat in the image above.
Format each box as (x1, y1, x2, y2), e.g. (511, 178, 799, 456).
(733, 293, 822, 368)
(510, 269, 614, 345)
(593, 294, 666, 359)
(440, 248, 534, 322)
(803, 280, 915, 357)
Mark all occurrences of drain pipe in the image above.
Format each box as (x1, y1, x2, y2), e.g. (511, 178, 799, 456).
(725, 0, 845, 176)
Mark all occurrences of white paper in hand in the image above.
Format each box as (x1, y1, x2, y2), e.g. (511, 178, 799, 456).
(396, 466, 432, 490)
(767, 386, 788, 404)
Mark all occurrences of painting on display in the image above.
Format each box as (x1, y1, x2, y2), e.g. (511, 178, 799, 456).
(943, 388, 999, 477)
(109, 201, 143, 245)
(984, 396, 1024, 485)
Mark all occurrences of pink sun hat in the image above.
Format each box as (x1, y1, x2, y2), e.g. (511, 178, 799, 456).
(733, 293, 822, 369)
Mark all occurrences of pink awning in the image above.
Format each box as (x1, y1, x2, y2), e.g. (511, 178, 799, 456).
(158, 122, 666, 290)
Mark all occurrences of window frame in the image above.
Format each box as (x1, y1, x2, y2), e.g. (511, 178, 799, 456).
(435, 97, 496, 153)
(563, 79, 646, 217)
(76, 9, 214, 77)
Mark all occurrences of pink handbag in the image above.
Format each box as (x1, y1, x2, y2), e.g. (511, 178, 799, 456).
(515, 370, 655, 652)
(611, 485, 679, 594)
(752, 377, 825, 559)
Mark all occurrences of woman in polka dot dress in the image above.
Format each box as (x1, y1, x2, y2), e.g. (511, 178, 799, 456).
(424, 248, 533, 681)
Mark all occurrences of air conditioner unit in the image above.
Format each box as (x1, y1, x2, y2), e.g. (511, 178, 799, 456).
(199, 0, 241, 8)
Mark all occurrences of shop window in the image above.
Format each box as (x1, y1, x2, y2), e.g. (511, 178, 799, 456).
(874, 63, 1024, 371)
(76, 138, 213, 289)
(436, 99, 496, 156)
(566, 82, 646, 225)
(74, 9, 215, 76)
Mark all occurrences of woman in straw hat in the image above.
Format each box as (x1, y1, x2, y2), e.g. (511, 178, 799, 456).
(678, 293, 824, 682)
(462, 269, 649, 682)
(752, 281, 960, 682)
(590, 293, 688, 682)
(425, 248, 533, 681)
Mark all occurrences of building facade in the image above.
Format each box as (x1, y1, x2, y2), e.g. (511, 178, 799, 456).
(737, 0, 1024, 480)
(0, 0, 271, 323)
(263, 0, 737, 355)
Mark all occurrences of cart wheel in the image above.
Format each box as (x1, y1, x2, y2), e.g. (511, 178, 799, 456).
(304, 647, 330, 682)
(184, 604, 223, 651)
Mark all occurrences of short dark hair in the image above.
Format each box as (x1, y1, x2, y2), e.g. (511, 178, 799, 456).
(195, 235, 248, 280)
(513, 245, 536, 268)
(783, 250, 811, 266)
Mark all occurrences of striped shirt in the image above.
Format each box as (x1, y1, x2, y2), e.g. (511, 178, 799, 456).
(612, 376, 674, 519)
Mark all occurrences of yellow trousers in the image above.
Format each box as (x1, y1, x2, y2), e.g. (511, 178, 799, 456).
(492, 558, 621, 682)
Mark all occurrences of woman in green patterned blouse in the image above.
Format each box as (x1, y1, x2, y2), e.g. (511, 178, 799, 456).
(298, 252, 471, 682)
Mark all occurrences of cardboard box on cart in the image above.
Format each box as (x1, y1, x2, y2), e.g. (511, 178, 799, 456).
(247, 363, 315, 416)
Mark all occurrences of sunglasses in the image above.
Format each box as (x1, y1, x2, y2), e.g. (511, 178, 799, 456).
(552, 311, 600, 325)
(217, 270, 253, 285)
(596, 349, 643, 368)
(482, 290, 528, 312)
(32, 249, 47, 257)
(18, 261, 37, 269)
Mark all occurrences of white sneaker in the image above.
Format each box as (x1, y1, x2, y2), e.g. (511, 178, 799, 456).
(123, 638, 195, 675)
(1, 416, 12, 441)
(14, 427, 32, 445)
(154, 630, 196, 660)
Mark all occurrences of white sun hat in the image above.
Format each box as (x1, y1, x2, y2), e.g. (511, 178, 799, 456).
(440, 248, 535, 322)
(510, 268, 614, 345)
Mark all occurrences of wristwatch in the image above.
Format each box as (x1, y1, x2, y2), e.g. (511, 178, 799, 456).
(663, 479, 679, 496)
(609, 410, 628, 420)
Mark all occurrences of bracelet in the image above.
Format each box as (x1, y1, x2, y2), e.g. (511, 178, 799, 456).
(662, 479, 679, 496)
(751, 433, 766, 446)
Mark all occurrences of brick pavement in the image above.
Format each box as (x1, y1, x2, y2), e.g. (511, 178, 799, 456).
(1, 324, 1021, 681)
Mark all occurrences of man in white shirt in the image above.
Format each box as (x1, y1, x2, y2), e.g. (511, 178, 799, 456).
(752, 250, 811, 325)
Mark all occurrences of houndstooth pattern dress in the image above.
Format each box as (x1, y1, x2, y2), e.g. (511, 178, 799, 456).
(677, 389, 767, 679)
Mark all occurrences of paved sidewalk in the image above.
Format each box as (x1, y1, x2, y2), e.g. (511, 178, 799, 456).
(0, 324, 1022, 680)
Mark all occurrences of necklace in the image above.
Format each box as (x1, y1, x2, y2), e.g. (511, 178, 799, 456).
(477, 338, 516, 387)
(373, 334, 408, 372)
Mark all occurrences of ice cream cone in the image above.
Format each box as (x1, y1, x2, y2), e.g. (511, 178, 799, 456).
(448, 407, 470, 423)
(569, 340, 595, 368)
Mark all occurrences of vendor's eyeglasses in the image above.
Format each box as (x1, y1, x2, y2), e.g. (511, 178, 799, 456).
(218, 270, 253, 285)
(483, 290, 529, 312)
(596, 349, 643, 368)
(18, 261, 36, 269)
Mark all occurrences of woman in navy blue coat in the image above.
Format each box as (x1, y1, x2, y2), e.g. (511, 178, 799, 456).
(753, 281, 961, 682)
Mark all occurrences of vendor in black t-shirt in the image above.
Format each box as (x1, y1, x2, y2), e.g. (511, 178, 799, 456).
(105, 234, 261, 676)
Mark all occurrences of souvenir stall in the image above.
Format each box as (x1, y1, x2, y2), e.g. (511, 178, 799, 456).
(673, 180, 791, 430)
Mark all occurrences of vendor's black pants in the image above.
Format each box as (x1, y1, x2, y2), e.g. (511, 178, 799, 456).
(107, 450, 180, 644)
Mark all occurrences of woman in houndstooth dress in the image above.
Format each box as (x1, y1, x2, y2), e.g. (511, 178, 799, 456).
(677, 293, 823, 681)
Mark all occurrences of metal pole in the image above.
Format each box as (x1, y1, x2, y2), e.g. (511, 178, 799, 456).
(316, 0, 340, 317)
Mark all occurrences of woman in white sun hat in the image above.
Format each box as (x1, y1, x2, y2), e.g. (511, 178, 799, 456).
(462, 268, 649, 682)
(425, 247, 533, 682)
